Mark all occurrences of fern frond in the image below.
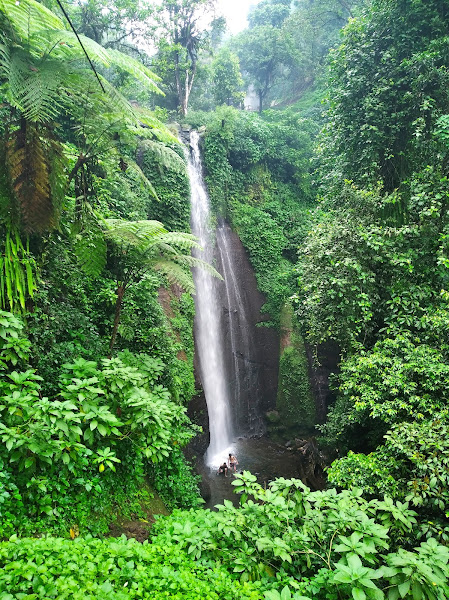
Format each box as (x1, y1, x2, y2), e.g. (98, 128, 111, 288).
(136, 108, 180, 145)
(153, 259, 195, 295)
(105, 219, 167, 247)
(7, 50, 67, 122)
(138, 140, 186, 174)
(175, 254, 223, 280)
(72, 223, 107, 277)
(106, 48, 163, 95)
(31, 29, 112, 66)
(0, 0, 64, 39)
(124, 158, 158, 200)
(98, 74, 140, 121)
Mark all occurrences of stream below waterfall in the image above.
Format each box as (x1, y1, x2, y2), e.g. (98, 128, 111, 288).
(200, 437, 304, 509)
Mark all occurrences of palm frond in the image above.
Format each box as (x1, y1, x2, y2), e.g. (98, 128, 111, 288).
(0, 0, 64, 39)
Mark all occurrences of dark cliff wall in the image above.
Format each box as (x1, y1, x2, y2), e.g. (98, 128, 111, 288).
(187, 221, 280, 456)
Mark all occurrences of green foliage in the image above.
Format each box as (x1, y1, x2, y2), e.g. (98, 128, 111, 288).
(235, 24, 292, 112)
(232, 203, 291, 321)
(321, 0, 449, 191)
(139, 140, 191, 231)
(0, 309, 30, 369)
(0, 0, 174, 236)
(151, 473, 449, 600)
(148, 446, 203, 511)
(327, 451, 401, 499)
(275, 309, 315, 438)
(211, 48, 245, 107)
(0, 227, 37, 314)
(201, 107, 315, 325)
(0, 535, 260, 599)
(322, 334, 449, 452)
(0, 313, 201, 532)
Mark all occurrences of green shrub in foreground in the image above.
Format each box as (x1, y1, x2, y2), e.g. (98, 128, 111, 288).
(0, 535, 261, 600)
(151, 473, 449, 600)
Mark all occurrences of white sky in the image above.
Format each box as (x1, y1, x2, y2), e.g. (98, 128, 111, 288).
(216, 0, 259, 34)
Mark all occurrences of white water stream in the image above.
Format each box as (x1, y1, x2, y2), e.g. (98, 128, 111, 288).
(188, 131, 233, 464)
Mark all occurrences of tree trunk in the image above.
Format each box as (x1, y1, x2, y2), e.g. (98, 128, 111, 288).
(108, 283, 125, 357)
(258, 89, 264, 113)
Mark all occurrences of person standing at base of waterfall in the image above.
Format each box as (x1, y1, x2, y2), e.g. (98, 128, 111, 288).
(228, 453, 238, 472)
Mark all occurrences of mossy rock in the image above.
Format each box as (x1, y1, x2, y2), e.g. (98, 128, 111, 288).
(274, 304, 316, 440)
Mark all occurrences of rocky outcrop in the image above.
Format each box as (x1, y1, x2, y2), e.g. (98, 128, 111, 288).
(305, 341, 340, 424)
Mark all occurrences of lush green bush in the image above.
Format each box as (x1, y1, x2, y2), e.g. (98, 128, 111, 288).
(328, 414, 449, 543)
(147, 446, 203, 511)
(151, 472, 449, 600)
(0, 535, 261, 599)
(0, 312, 201, 534)
(327, 451, 402, 499)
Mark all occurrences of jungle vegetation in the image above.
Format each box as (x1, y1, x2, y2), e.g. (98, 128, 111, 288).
(1, 0, 449, 599)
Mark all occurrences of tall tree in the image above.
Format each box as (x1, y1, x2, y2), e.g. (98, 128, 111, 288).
(71, 0, 153, 50)
(152, 0, 218, 116)
(321, 0, 449, 191)
(236, 24, 292, 112)
(211, 48, 244, 107)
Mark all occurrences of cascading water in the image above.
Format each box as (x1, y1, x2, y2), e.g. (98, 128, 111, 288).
(216, 223, 265, 438)
(188, 131, 233, 464)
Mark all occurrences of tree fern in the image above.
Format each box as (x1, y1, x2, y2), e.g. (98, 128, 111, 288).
(0, 0, 181, 239)
(106, 48, 162, 95)
(5, 120, 65, 232)
(0, 0, 64, 39)
(104, 218, 220, 286)
(103, 218, 221, 354)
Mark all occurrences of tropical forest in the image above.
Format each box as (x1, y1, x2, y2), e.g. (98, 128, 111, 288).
(1, 0, 449, 598)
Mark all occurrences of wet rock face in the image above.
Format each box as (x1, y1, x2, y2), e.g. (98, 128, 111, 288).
(215, 222, 280, 437)
(189, 221, 280, 443)
(305, 341, 340, 423)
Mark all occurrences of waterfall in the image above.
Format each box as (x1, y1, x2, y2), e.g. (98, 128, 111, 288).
(216, 223, 265, 438)
(188, 131, 233, 464)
